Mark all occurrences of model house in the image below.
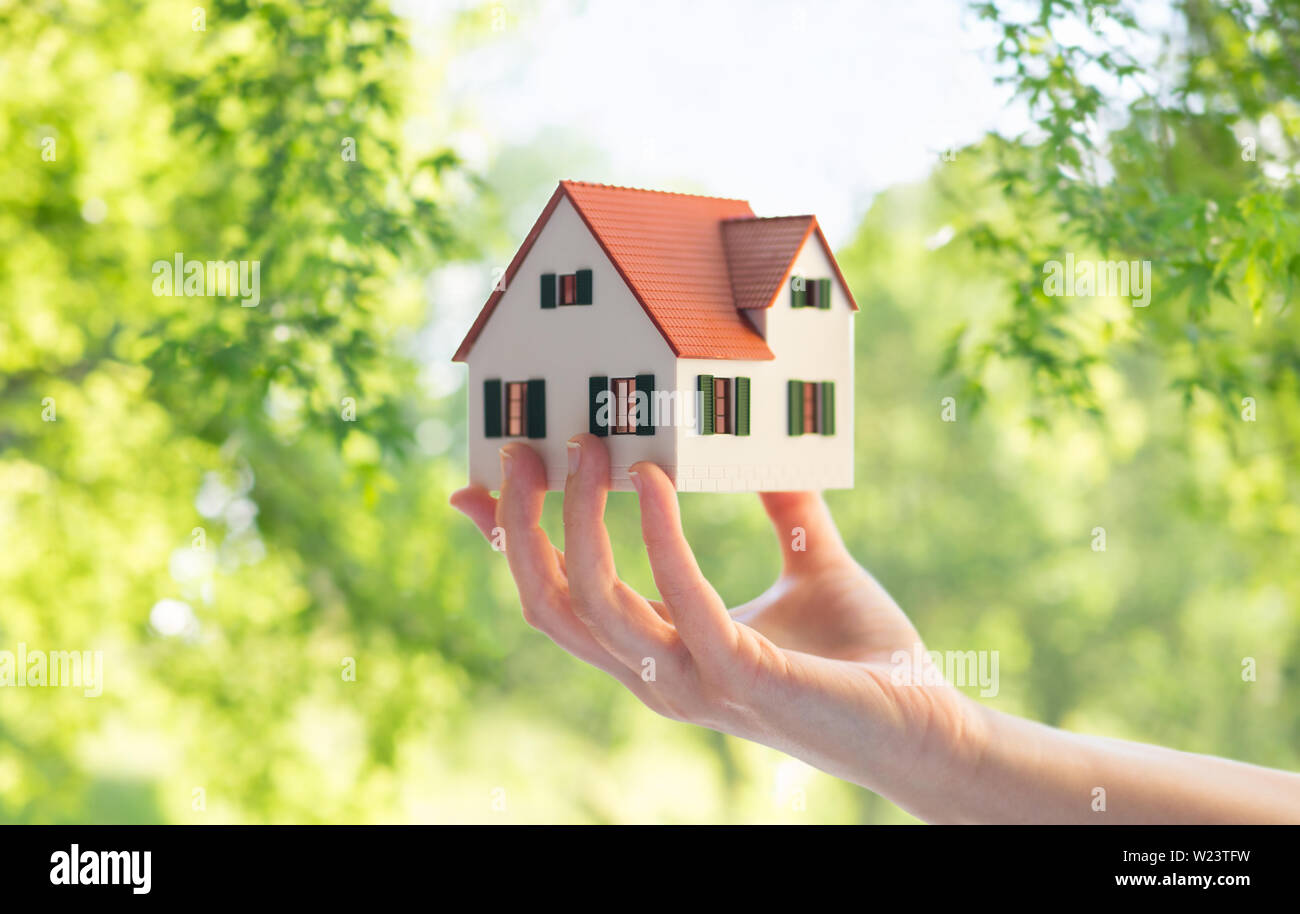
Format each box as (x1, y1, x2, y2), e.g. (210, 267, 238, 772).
(452, 181, 857, 492)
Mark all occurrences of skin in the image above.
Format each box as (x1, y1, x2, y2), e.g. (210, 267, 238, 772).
(451, 434, 1300, 824)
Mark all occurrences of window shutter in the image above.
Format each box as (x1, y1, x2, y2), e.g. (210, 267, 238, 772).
(790, 276, 806, 308)
(787, 380, 803, 435)
(697, 374, 714, 435)
(635, 373, 655, 435)
(526, 378, 546, 439)
(576, 269, 593, 305)
(588, 376, 608, 436)
(484, 379, 503, 438)
(540, 273, 557, 309)
(821, 381, 835, 435)
(735, 377, 751, 436)
(818, 278, 832, 309)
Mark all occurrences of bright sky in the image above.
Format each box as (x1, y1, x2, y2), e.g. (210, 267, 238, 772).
(401, 0, 1029, 395)
(414, 0, 1026, 244)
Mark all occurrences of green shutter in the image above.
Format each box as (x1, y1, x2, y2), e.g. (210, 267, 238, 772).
(818, 278, 832, 309)
(540, 273, 556, 309)
(576, 269, 593, 305)
(589, 376, 608, 436)
(526, 378, 546, 439)
(821, 381, 835, 435)
(635, 373, 655, 435)
(790, 276, 806, 308)
(484, 379, 503, 438)
(734, 377, 751, 436)
(788, 380, 803, 435)
(697, 374, 714, 435)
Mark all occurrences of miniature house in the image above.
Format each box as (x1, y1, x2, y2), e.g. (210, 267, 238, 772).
(452, 181, 857, 492)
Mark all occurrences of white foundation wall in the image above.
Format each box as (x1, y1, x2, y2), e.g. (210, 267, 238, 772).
(465, 196, 679, 491)
(672, 236, 855, 492)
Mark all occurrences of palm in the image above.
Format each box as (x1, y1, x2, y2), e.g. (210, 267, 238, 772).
(728, 494, 920, 664)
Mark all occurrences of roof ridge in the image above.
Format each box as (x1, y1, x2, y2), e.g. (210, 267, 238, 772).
(561, 179, 749, 204)
(721, 214, 816, 224)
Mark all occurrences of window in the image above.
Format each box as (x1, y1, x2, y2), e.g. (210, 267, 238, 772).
(559, 273, 578, 305)
(714, 377, 730, 434)
(590, 375, 654, 436)
(486, 378, 546, 439)
(612, 377, 637, 434)
(696, 375, 750, 435)
(791, 276, 832, 309)
(787, 380, 836, 436)
(541, 270, 593, 308)
(506, 381, 528, 437)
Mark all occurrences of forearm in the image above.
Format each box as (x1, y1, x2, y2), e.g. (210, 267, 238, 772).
(941, 698, 1300, 824)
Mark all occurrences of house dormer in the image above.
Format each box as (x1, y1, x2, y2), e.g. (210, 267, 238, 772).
(719, 214, 856, 344)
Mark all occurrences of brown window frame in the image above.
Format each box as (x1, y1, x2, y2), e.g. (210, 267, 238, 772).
(713, 377, 731, 434)
(802, 382, 818, 434)
(612, 377, 637, 435)
(506, 381, 528, 437)
(559, 273, 578, 305)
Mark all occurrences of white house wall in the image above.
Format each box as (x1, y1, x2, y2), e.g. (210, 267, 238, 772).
(672, 235, 855, 492)
(466, 195, 679, 491)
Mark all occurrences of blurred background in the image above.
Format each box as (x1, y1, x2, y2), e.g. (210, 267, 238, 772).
(1, 0, 1297, 823)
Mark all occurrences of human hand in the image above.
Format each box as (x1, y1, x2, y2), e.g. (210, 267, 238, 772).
(450, 434, 985, 821)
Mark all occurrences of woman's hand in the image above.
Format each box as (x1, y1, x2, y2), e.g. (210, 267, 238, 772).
(450, 434, 984, 822)
(453, 434, 1300, 823)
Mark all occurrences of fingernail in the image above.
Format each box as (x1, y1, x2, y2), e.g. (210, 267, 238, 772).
(566, 439, 582, 475)
(628, 468, 642, 493)
(499, 447, 512, 482)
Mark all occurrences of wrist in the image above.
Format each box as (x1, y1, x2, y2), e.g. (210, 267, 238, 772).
(907, 690, 998, 824)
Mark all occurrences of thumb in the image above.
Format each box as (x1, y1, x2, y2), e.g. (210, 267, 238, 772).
(759, 491, 848, 572)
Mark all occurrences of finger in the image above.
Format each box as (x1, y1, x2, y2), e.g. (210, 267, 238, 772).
(449, 486, 498, 540)
(493, 445, 636, 668)
(647, 599, 673, 623)
(451, 485, 566, 576)
(487, 447, 676, 711)
(563, 435, 678, 666)
(629, 460, 737, 663)
(759, 491, 849, 572)
(497, 443, 568, 611)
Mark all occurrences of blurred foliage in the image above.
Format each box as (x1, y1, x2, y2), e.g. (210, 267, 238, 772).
(959, 0, 1300, 429)
(0, 0, 1296, 824)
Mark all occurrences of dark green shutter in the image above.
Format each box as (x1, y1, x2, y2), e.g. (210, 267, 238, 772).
(821, 381, 835, 435)
(635, 373, 655, 435)
(588, 376, 608, 436)
(697, 374, 714, 435)
(788, 380, 803, 435)
(484, 379, 503, 438)
(576, 269, 593, 305)
(818, 278, 832, 309)
(540, 273, 556, 309)
(526, 379, 546, 439)
(735, 377, 751, 436)
(791, 276, 806, 308)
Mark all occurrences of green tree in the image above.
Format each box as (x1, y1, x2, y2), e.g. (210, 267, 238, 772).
(956, 0, 1299, 445)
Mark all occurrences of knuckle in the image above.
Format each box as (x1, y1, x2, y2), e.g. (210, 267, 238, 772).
(565, 586, 606, 626)
(519, 601, 545, 630)
(660, 573, 713, 608)
(519, 584, 567, 631)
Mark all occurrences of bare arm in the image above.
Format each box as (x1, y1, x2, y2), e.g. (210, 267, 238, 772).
(450, 434, 1300, 824)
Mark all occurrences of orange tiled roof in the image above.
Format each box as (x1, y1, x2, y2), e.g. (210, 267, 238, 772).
(721, 215, 816, 311)
(452, 181, 855, 363)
